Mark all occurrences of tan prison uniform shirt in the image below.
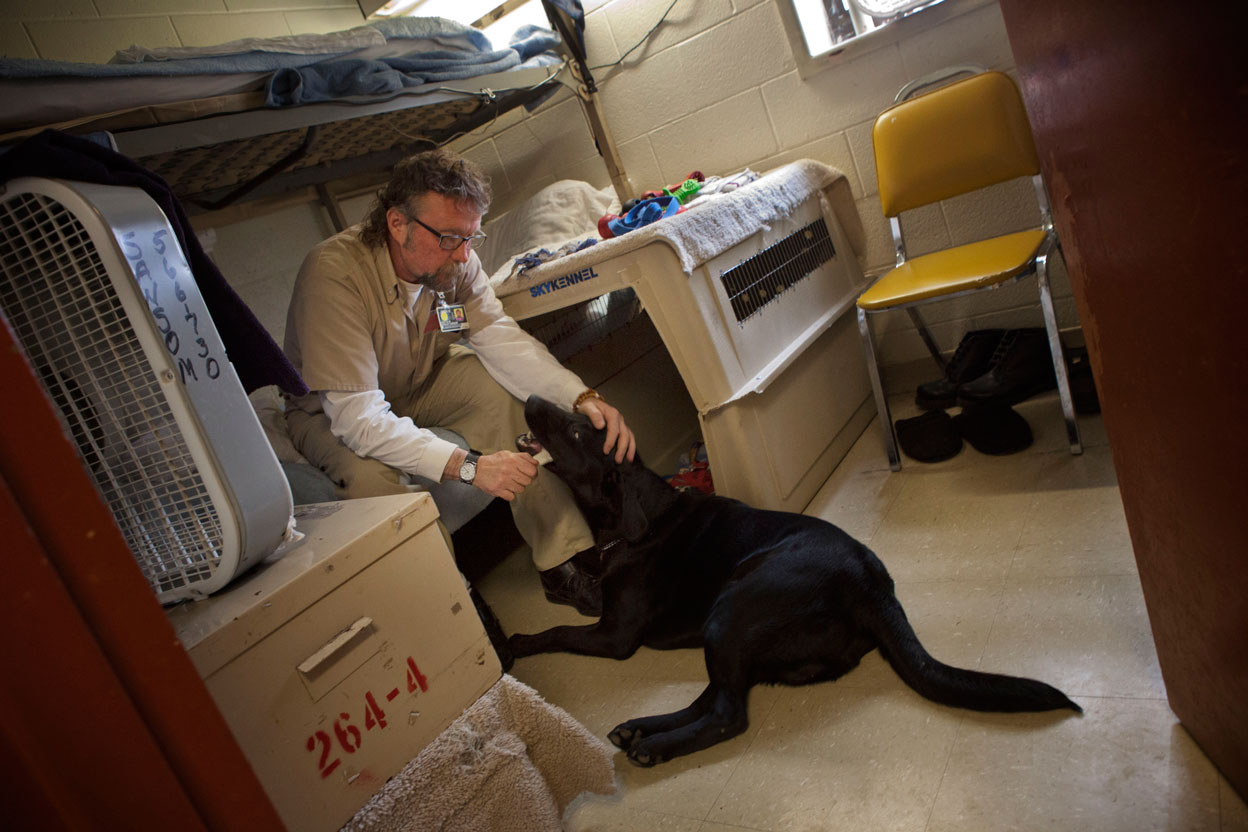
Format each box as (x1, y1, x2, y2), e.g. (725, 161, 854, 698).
(284, 224, 585, 473)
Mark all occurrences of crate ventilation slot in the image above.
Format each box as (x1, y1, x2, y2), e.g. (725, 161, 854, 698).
(720, 217, 836, 323)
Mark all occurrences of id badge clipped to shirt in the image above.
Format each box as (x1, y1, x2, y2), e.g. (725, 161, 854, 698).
(435, 292, 468, 334)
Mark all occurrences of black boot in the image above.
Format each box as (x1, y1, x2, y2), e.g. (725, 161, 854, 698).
(956, 327, 1058, 407)
(540, 553, 602, 617)
(468, 585, 514, 672)
(915, 329, 1006, 410)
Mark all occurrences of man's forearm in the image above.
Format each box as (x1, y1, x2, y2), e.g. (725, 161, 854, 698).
(321, 389, 459, 482)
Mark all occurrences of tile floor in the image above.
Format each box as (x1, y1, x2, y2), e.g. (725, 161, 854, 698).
(475, 393, 1248, 832)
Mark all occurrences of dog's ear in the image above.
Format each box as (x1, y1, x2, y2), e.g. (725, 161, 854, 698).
(603, 467, 650, 541)
(620, 487, 649, 541)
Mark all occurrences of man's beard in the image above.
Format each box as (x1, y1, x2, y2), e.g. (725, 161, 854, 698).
(416, 260, 461, 294)
(398, 231, 462, 293)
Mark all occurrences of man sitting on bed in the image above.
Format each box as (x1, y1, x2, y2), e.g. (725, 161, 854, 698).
(283, 148, 633, 616)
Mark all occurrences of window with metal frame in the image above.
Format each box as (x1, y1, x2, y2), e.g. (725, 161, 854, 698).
(778, 0, 994, 77)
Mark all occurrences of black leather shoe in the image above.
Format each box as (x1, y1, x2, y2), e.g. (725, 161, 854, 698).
(468, 585, 514, 672)
(956, 327, 1057, 407)
(540, 557, 602, 617)
(915, 328, 1006, 411)
(570, 544, 605, 578)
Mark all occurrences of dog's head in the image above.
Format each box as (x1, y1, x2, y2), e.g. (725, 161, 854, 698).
(524, 395, 676, 542)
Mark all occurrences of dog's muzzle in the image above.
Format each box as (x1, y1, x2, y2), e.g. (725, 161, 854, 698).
(516, 432, 553, 465)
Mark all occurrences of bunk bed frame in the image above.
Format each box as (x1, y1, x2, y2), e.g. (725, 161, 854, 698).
(0, 0, 632, 220)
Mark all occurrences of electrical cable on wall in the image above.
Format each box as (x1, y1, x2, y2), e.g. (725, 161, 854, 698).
(591, 0, 682, 71)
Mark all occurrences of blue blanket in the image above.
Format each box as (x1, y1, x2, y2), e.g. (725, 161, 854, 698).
(265, 25, 560, 106)
(0, 17, 551, 94)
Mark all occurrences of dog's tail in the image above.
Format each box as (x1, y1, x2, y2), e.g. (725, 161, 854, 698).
(860, 592, 1081, 713)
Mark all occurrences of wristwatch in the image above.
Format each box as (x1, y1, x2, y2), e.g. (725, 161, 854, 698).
(458, 450, 481, 485)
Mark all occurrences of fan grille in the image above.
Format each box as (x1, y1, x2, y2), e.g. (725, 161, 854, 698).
(0, 191, 224, 595)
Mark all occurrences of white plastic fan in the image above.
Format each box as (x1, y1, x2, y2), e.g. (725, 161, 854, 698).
(0, 176, 293, 603)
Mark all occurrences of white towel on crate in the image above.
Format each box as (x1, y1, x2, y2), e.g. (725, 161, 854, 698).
(491, 159, 865, 299)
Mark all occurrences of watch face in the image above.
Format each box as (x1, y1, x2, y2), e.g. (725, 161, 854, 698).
(460, 461, 476, 482)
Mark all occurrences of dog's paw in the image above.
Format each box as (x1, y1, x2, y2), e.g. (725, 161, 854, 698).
(608, 724, 640, 750)
(626, 744, 662, 767)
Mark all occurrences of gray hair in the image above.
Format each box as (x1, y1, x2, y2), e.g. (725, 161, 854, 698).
(359, 149, 492, 248)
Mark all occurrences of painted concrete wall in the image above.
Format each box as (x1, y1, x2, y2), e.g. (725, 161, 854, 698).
(1, 0, 365, 64)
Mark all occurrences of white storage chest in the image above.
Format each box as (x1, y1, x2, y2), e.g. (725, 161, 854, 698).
(166, 492, 501, 832)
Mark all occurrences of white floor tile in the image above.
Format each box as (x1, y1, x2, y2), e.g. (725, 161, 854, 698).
(709, 686, 961, 832)
(984, 574, 1166, 700)
(837, 579, 1005, 691)
(927, 698, 1221, 832)
(1010, 446, 1137, 578)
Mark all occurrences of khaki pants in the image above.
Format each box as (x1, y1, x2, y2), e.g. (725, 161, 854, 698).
(286, 345, 593, 571)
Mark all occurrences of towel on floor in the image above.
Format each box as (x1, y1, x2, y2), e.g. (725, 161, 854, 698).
(341, 675, 616, 832)
(491, 159, 866, 296)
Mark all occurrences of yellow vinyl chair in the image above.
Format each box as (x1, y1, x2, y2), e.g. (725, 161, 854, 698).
(856, 69, 1082, 471)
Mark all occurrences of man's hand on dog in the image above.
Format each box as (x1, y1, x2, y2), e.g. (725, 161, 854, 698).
(577, 397, 637, 463)
(474, 451, 538, 501)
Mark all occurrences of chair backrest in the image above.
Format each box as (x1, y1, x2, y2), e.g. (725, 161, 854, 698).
(873, 70, 1041, 217)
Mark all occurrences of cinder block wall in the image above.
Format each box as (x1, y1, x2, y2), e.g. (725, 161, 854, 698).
(447, 0, 1079, 374)
(2, 0, 1078, 377)
(1, 0, 365, 64)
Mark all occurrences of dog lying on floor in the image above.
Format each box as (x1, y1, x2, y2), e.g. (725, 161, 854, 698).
(509, 396, 1080, 767)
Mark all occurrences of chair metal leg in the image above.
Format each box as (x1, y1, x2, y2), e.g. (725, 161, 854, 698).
(1036, 250, 1082, 456)
(906, 307, 947, 374)
(857, 307, 901, 471)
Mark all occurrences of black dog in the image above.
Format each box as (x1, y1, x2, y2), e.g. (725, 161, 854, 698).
(510, 396, 1080, 767)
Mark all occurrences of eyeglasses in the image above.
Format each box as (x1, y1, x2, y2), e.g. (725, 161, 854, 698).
(407, 215, 487, 251)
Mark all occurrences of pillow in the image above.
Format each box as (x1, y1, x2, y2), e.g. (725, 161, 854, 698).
(476, 180, 618, 277)
(249, 385, 309, 465)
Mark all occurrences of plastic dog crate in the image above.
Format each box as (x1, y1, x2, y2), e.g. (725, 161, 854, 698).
(497, 163, 874, 513)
